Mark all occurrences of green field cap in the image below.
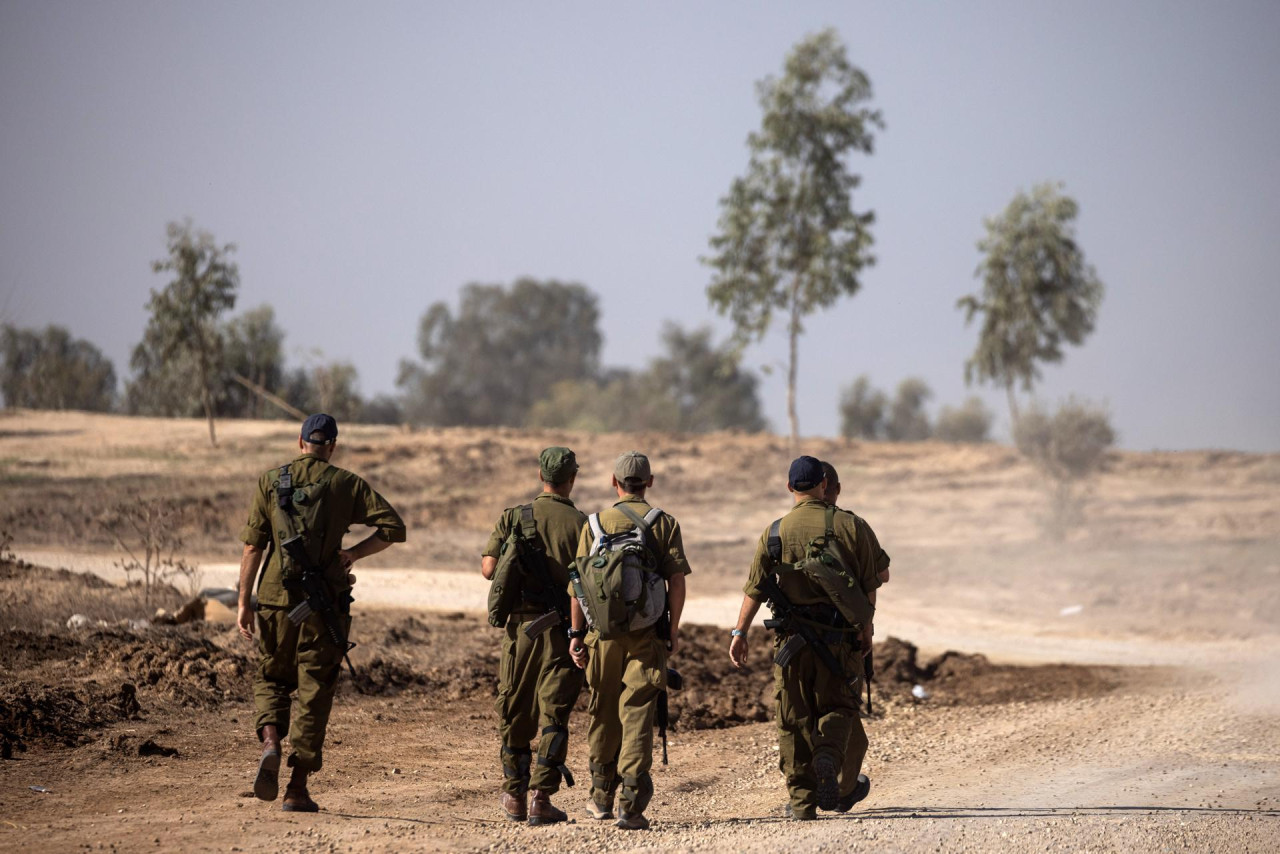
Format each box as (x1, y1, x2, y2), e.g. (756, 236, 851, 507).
(613, 450, 651, 483)
(540, 446, 579, 483)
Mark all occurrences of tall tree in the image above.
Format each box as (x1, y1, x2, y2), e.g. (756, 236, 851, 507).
(958, 183, 1104, 426)
(397, 278, 601, 426)
(645, 324, 767, 433)
(223, 305, 286, 419)
(0, 324, 116, 411)
(704, 28, 883, 446)
(133, 221, 239, 445)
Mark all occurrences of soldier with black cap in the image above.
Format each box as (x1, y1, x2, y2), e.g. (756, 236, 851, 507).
(480, 447, 588, 825)
(727, 455, 884, 820)
(568, 451, 690, 831)
(236, 413, 406, 812)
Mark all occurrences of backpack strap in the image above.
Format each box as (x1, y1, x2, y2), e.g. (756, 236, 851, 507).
(823, 504, 837, 539)
(614, 502, 650, 531)
(615, 504, 663, 564)
(275, 464, 293, 509)
(587, 513, 606, 555)
(518, 504, 538, 542)
(767, 518, 783, 564)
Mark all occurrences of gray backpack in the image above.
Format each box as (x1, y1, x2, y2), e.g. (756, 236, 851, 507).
(570, 505, 666, 638)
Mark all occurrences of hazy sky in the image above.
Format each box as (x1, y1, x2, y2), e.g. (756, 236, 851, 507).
(2, 1, 1278, 451)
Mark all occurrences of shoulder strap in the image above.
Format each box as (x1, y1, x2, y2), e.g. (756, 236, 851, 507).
(587, 513, 605, 552)
(615, 502, 650, 531)
(518, 504, 539, 542)
(823, 504, 837, 538)
(767, 519, 783, 564)
(642, 507, 664, 527)
(276, 464, 293, 509)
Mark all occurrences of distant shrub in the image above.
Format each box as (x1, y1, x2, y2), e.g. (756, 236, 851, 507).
(838, 375, 886, 439)
(935, 397, 993, 443)
(885, 377, 933, 441)
(1014, 398, 1116, 539)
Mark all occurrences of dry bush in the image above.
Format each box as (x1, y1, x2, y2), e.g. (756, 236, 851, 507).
(97, 501, 200, 606)
(935, 397, 993, 443)
(1014, 398, 1116, 539)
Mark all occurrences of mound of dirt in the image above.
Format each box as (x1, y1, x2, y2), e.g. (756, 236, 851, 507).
(0, 629, 86, 671)
(82, 628, 252, 709)
(0, 680, 141, 750)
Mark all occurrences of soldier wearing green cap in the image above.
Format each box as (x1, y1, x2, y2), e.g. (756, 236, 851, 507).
(236, 413, 406, 813)
(568, 450, 691, 831)
(481, 447, 588, 825)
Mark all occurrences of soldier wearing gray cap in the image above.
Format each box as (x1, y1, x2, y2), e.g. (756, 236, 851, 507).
(568, 451, 691, 830)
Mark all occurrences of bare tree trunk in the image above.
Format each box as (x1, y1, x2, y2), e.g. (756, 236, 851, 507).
(231, 372, 306, 420)
(198, 355, 217, 447)
(1005, 380, 1020, 433)
(787, 278, 802, 451)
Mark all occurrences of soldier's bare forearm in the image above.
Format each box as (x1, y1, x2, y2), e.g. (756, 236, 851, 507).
(238, 544, 263, 608)
(344, 532, 394, 564)
(667, 573, 686, 633)
(734, 594, 763, 633)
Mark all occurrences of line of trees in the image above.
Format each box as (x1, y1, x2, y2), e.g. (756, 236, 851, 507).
(838, 375, 994, 443)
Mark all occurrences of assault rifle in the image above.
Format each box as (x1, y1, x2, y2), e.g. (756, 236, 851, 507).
(281, 535, 357, 679)
(757, 573, 856, 691)
(657, 667, 683, 765)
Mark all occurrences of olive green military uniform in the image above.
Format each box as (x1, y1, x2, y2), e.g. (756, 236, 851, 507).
(240, 454, 406, 772)
(576, 497, 691, 817)
(483, 493, 587, 796)
(744, 498, 883, 817)
(839, 511, 888, 797)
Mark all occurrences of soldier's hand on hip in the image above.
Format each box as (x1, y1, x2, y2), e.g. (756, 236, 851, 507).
(729, 634, 748, 669)
(569, 637, 588, 669)
(237, 604, 255, 641)
(338, 549, 355, 570)
(877, 568, 890, 584)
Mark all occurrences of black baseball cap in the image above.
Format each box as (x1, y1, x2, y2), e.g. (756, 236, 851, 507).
(788, 455, 825, 491)
(300, 413, 338, 445)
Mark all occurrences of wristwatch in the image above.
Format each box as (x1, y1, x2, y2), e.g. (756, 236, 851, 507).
(567, 627, 587, 640)
(730, 628, 745, 638)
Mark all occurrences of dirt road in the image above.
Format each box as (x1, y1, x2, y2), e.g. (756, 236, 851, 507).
(2, 411, 1278, 851)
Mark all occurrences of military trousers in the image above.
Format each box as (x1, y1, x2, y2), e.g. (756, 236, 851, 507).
(253, 605, 350, 773)
(495, 614, 584, 795)
(773, 638, 862, 815)
(584, 626, 667, 816)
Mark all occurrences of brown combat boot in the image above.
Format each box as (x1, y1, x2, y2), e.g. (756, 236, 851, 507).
(501, 790, 528, 821)
(254, 725, 282, 802)
(527, 790, 567, 826)
(281, 765, 319, 813)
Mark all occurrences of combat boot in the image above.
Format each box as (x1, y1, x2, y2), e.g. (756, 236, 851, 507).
(834, 774, 871, 812)
(500, 790, 528, 821)
(584, 790, 614, 820)
(615, 810, 650, 830)
(254, 725, 282, 802)
(527, 790, 567, 826)
(281, 765, 319, 813)
(812, 750, 840, 812)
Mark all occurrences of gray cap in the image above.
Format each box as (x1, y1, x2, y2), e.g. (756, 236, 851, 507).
(613, 450, 651, 483)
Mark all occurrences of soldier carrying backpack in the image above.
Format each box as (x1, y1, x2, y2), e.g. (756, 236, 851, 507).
(481, 447, 588, 826)
(568, 451, 691, 831)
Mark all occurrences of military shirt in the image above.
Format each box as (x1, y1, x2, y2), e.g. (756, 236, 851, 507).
(574, 496, 692, 580)
(240, 454, 406, 607)
(483, 493, 588, 613)
(744, 498, 882, 606)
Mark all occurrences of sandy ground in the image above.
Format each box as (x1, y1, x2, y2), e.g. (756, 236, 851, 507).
(2, 409, 1279, 852)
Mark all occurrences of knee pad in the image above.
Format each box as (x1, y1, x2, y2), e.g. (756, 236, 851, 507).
(537, 725, 575, 787)
(589, 759, 619, 794)
(621, 773, 654, 812)
(501, 745, 532, 781)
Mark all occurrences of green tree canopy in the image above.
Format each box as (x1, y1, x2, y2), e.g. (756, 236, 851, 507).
(705, 28, 883, 445)
(223, 305, 286, 419)
(0, 324, 116, 411)
(958, 183, 1104, 424)
(397, 278, 601, 426)
(526, 325, 766, 434)
(129, 221, 239, 444)
(837, 374, 886, 439)
(885, 377, 933, 442)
